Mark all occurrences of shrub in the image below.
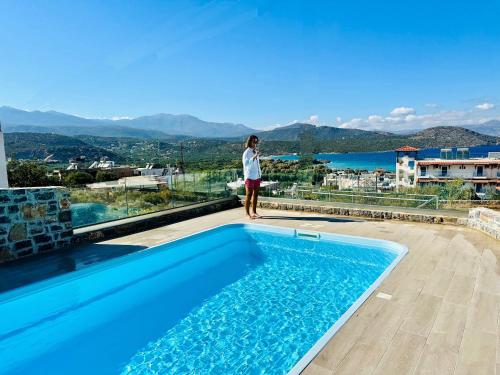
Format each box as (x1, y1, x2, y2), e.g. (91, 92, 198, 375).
(7, 160, 59, 187)
(64, 171, 94, 186)
(142, 188, 172, 206)
(95, 171, 119, 182)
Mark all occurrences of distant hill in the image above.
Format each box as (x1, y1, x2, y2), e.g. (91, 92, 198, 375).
(0, 106, 255, 138)
(390, 120, 500, 137)
(462, 120, 500, 137)
(2, 123, 188, 140)
(254, 122, 389, 141)
(116, 114, 255, 138)
(252, 124, 498, 154)
(4, 132, 122, 162)
(407, 126, 498, 147)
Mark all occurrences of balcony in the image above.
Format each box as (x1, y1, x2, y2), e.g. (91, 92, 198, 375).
(419, 172, 450, 179)
(473, 172, 488, 179)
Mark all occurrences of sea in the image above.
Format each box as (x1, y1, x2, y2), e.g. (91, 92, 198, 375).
(270, 144, 500, 172)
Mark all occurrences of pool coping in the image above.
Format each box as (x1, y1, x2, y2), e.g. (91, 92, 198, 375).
(283, 226, 408, 375)
(0, 222, 408, 374)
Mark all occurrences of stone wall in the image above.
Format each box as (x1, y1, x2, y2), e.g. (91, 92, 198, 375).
(0, 187, 73, 262)
(256, 200, 463, 225)
(468, 208, 500, 240)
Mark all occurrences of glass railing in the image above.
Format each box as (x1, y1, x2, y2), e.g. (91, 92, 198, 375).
(256, 185, 440, 209)
(70, 170, 238, 228)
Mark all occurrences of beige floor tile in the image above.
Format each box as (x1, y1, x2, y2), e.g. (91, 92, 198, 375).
(435, 243, 459, 271)
(333, 342, 386, 375)
(413, 333, 458, 375)
(400, 293, 442, 337)
(465, 291, 499, 334)
(480, 248, 498, 271)
(444, 274, 475, 306)
(476, 264, 500, 296)
(355, 293, 386, 319)
(411, 250, 441, 281)
(455, 329, 496, 375)
(454, 254, 480, 278)
(312, 315, 369, 370)
(431, 302, 467, 352)
(358, 301, 407, 348)
(372, 331, 426, 375)
(301, 363, 331, 375)
(421, 268, 454, 298)
(387, 277, 426, 308)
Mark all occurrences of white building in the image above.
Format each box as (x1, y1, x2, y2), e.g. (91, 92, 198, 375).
(135, 163, 173, 177)
(88, 157, 115, 169)
(86, 175, 169, 190)
(323, 170, 396, 191)
(134, 164, 174, 186)
(0, 121, 8, 188)
(396, 146, 500, 196)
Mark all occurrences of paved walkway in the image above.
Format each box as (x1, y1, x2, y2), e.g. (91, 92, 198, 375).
(1, 207, 498, 374)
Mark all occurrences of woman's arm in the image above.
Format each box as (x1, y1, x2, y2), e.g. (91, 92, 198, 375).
(243, 148, 253, 166)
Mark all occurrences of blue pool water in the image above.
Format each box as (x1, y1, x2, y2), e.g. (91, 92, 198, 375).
(0, 224, 406, 374)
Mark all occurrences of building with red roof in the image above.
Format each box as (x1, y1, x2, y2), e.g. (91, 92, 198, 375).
(395, 146, 500, 196)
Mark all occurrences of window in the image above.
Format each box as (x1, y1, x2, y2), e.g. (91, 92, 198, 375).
(420, 166, 427, 176)
(441, 166, 448, 176)
(476, 166, 484, 177)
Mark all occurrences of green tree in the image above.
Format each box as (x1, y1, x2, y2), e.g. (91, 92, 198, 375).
(64, 171, 94, 186)
(7, 160, 59, 187)
(440, 180, 477, 200)
(95, 171, 119, 182)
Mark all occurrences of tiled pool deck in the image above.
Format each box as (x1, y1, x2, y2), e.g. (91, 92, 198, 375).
(1, 207, 499, 374)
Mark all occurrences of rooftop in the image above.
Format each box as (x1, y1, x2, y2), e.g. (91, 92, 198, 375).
(395, 146, 419, 152)
(418, 159, 500, 166)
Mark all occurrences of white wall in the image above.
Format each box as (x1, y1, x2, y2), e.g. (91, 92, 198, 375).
(416, 163, 499, 179)
(0, 131, 8, 188)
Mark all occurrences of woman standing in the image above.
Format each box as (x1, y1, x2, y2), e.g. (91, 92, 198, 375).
(242, 135, 262, 219)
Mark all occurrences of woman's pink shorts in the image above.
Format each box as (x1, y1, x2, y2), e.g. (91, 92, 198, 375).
(245, 178, 261, 189)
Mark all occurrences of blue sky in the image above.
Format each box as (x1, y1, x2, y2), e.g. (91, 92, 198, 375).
(0, 0, 499, 130)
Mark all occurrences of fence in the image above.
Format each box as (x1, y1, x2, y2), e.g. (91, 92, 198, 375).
(284, 187, 440, 209)
(69, 170, 238, 228)
(239, 178, 498, 211)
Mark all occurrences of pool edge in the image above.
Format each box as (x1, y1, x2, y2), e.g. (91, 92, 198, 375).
(286, 230, 408, 375)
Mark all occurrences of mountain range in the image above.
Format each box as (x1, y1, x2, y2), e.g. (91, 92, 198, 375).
(1, 106, 499, 139)
(0, 106, 255, 138)
(4, 125, 498, 165)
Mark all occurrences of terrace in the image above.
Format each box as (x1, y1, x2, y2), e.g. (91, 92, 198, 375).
(0, 158, 499, 373)
(1, 206, 498, 374)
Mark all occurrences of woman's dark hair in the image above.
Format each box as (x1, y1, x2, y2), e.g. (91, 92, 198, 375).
(245, 135, 259, 149)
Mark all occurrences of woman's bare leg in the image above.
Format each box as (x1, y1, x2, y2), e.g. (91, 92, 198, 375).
(252, 186, 260, 218)
(245, 186, 254, 218)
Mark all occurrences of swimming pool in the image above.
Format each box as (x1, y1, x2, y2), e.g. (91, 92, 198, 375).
(0, 223, 407, 374)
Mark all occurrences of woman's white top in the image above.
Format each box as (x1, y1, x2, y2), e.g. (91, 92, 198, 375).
(242, 147, 261, 180)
